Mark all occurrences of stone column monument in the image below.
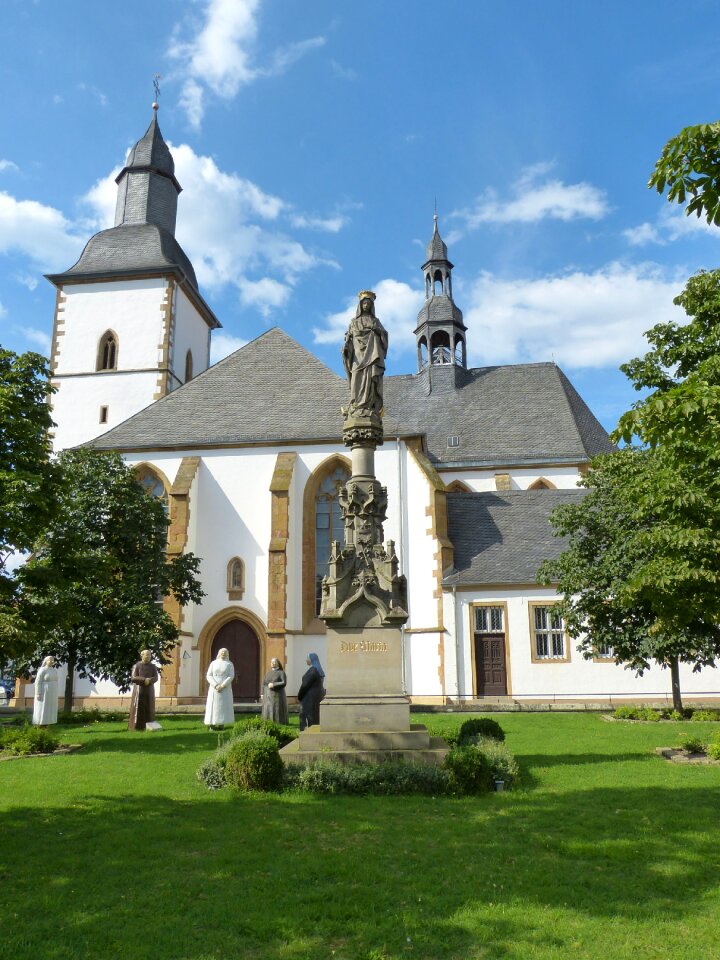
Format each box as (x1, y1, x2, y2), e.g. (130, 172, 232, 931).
(282, 292, 447, 763)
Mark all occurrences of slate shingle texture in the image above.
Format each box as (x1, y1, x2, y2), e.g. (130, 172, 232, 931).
(90, 328, 615, 464)
(447, 488, 588, 585)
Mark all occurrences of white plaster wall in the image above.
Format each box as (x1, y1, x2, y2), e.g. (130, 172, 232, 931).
(51, 278, 169, 451)
(454, 588, 720, 701)
(56, 279, 167, 373)
(170, 286, 212, 388)
(52, 370, 159, 450)
(407, 632, 443, 697)
(439, 465, 583, 492)
(403, 451, 440, 630)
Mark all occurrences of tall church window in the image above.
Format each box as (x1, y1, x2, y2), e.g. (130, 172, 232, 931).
(136, 465, 169, 516)
(97, 331, 118, 371)
(315, 466, 348, 615)
(185, 350, 194, 383)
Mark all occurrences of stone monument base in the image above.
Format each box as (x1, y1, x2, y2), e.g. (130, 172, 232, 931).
(280, 723, 449, 766)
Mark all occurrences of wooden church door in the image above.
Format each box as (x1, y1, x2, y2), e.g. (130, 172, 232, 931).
(473, 605, 508, 697)
(211, 619, 260, 702)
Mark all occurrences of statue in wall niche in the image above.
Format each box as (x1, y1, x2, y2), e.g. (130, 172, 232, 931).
(204, 647, 235, 730)
(342, 291, 388, 420)
(128, 649, 160, 731)
(33, 656, 59, 726)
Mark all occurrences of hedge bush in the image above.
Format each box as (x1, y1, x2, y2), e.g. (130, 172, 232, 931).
(458, 718, 505, 744)
(612, 706, 661, 721)
(690, 709, 720, 722)
(0, 725, 60, 756)
(469, 736, 520, 787)
(679, 733, 707, 754)
(196, 741, 232, 790)
(706, 737, 720, 761)
(225, 731, 284, 791)
(231, 716, 297, 747)
(283, 759, 452, 796)
(444, 745, 495, 794)
(57, 708, 125, 724)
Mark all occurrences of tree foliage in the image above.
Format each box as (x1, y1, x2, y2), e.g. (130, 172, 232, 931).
(542, 269, 720, 710)
(0, 347, 58, 658)
(13, 449, 205, 697)
(649, 120, 720, 225)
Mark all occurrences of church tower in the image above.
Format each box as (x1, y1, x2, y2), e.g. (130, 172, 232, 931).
(414, 215, 467, 371)
(46, 105, 220, 451)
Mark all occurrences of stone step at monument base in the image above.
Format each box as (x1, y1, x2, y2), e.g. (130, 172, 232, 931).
(279, 728, 450, 766)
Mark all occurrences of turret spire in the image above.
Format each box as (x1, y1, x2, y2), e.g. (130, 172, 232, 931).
(414, 214, 467, 371)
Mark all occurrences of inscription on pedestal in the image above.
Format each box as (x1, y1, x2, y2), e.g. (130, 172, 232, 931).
(340, 640, 389, 653)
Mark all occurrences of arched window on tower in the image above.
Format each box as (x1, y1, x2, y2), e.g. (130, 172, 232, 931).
(454, 336, 464, 365)
(418, 336, 429, 370)
(184, 349, 194, 383)
(314, 465, 349, 615)
(433, 270, 444, 296)
(97, 331, 118, 371)
(430, 330, 451, 365)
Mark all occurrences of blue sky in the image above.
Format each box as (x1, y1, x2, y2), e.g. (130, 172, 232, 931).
(2, 0, 720, 430)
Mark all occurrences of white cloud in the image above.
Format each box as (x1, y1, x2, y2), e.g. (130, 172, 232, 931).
(291, 212, 347, 232)
(14, 272, 38, 291)
(77, 83, 108, 107)
(0, 301, 5, 320)
(462, 262, 684, 368)
(169, 0, 325, 129)
(330, 60, 357, 80)
(452, 163, 609, 236)
(78, 142, 330, 317)
(210, 332, 248, 364)
(314, 263, 685, 371)
(22, 327, 52, 352)
(313, 279, 425, 350)
(0, 159, 18, 174)
(624, 204, 719, 246)
(52, 94, 63, 105)
(0, 191, 84, 270)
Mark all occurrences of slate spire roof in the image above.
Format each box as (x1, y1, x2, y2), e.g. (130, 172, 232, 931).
(90, 327, 614, 464)
(425, 213, 449, 264)
(46, 107, 210, 310)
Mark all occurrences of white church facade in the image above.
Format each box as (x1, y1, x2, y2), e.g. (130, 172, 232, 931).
(18, 109, 719, 709)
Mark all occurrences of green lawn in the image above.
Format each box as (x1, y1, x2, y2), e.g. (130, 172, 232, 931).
(1, 712, 719, 960)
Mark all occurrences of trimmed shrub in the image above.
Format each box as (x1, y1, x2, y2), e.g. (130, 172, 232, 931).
(196, 742, 232, 790)
(613, 705, 661, 721)
(679, 733, 706, 754)
(690, 709, 720, 722)
(706, 737, 720, 761)
(232, 716, 296, 747)
(284, 759, 452, 796)
(1, 725, 60, 756)
(466, 736, 520, 787)
(225, 731, 283, 791)
(613, 705, 638, 720)
(458, 718, 505, 744)
(444, 745, 495, 794)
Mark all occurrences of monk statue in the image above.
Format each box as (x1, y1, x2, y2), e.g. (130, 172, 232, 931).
(342, 291, 388, 419)
(128, 649, 160, 731)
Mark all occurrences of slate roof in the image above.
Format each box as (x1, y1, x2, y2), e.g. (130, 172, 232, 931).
(50, 223, 198, 290)
(446, 489, 588, 585)
(425, 218, 449, 263)
(123, 114, 175, 177)
(91, 327, 614, 464)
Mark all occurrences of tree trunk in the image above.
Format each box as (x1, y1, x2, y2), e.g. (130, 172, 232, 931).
(64, 653, 76, 711)
(669, 655, 683, 713)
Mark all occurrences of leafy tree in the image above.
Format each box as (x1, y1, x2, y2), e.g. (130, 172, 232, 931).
(649, 120, 720, 225)
(539, 448, 720, 711)
(0, 347, 58, 659)
(15, 449, 205, 706)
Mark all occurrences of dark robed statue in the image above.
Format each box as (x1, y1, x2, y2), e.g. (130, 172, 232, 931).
(342, 291, 388, 419)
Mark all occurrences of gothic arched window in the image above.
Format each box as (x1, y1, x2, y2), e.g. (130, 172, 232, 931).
(431, 330, 451, 365)
(185, 350, 194, 383)
(302, 456, 352, 626)
(136, 465, 169, 516)
(97, 331, 118, 371)
(528, 478, 556, 490)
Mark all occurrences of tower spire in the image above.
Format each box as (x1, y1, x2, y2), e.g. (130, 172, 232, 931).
(413, 213, 467, 371)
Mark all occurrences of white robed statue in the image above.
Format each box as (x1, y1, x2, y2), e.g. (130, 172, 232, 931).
(33, 656, 59, 726)
(204, 648, 235, 729)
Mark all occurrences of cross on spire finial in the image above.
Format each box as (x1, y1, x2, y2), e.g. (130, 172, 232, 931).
(152, 74, 162, 111)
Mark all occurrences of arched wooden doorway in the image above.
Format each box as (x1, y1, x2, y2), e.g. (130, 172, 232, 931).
(211, 619, 261, 702)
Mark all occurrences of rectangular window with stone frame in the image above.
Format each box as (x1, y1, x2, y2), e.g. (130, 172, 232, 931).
(529, 603, 570, 662)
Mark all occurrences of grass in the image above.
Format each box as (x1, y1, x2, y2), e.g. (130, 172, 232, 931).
(1, 712, 720, 960)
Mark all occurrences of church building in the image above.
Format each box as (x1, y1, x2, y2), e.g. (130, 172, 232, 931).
(22, 109, 719, 708)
